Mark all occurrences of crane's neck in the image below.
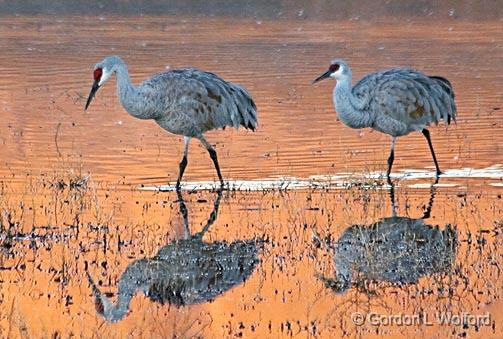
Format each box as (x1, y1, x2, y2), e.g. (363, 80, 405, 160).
(333, 77, 373, 129)
(115, 62, 156, 120)
(98, 260, 155, 321)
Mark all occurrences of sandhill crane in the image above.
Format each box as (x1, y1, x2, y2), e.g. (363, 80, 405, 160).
(85, 55, 258, 189)
(315, 185, 457, 293)
(313, 59, 456, 184)
(86, 189, 261, 322)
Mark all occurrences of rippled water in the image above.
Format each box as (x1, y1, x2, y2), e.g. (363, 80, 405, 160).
(0, 14, 502, 338)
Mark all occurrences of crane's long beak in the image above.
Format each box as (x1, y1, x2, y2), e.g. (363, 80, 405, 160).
(86, 271, 106, 315)
(85, 80, 100, 110)
(312, 70, 331, 84)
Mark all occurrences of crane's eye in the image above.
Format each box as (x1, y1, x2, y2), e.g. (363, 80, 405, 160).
(329, 64, 340, 73)
(93, 68, 103, 81)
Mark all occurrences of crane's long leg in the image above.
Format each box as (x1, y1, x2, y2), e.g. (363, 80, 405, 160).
(176, 137, 191, 190)
(422, 183, 437, 219)
(198, 135, 224, 188)
(386, 137, 396, 185)
(389, 181, 397, 217)
(175, 188, 190, 239)
(421, 129, 442, 177)
(194, 189, 223, 240)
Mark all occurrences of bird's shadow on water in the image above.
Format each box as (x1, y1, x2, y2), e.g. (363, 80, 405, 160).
(86, 189, 262, 322)
(315, 183, 458, 294)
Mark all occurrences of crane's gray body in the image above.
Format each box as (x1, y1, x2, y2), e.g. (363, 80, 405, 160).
(120, 238, 259, 304)
(103, 56, 257, 137)
(319, 216, 457, 293)
(87, 235, 260, 322)
(331, 61, 456, 137)
(152, 70, 257, 137)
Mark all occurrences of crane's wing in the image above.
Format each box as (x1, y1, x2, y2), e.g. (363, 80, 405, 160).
(141, 69, 257, 133)
(352, 69, 456, 129)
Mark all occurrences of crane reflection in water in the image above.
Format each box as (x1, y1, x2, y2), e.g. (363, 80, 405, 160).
(86, 189, 261, 322)
(316, 185, 458, 294)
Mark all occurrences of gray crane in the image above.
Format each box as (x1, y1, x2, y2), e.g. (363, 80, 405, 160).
(86, 189, 261, 322)
(313, 59, 456, 184)
(85, 55, 258, 189)
(316, 184, 457, 294)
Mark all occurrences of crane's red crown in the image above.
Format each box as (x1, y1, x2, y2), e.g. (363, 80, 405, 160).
(93, 68, 103, 81)
(329, 64, 340, 72)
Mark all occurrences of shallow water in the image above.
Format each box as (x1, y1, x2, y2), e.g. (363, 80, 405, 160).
(0, 14, 502, 338)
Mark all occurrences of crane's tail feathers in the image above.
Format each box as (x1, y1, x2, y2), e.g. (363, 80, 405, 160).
(430, 75, 457, 125)
(430, 76, 454, 98)
(241, 96, 258, 131)
(230, 84, 258, 131)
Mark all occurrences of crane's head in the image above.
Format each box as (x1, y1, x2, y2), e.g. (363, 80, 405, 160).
(312, 59, 350, 84)
(85, 56, 122, 110)
(86, 271, 129, 322)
